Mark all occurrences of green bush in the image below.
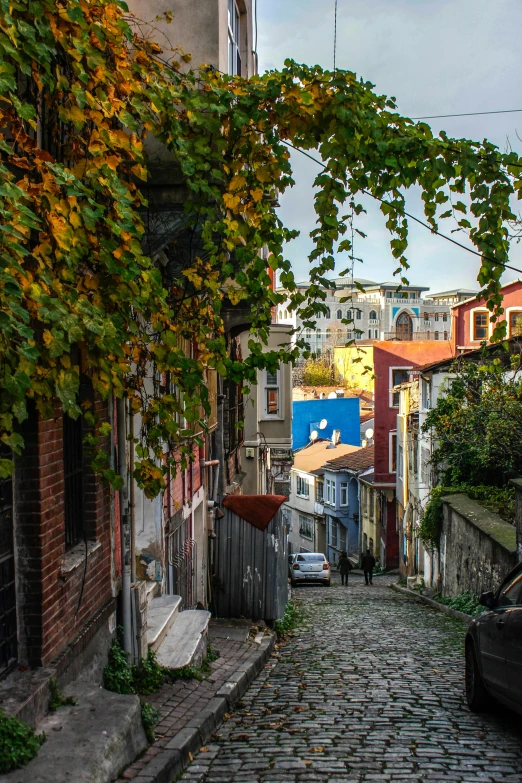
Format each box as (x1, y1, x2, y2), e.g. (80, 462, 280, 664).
(140, 701, 160, 744)
(275, 599, 302, 636)
(132, 649, 165, 696)
(103, 637, 135, 694)
(0, 710, 45, 773)
(435, 592, 485, 617)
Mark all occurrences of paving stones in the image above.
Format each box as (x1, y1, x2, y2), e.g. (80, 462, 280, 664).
(181, 573, 522, 783)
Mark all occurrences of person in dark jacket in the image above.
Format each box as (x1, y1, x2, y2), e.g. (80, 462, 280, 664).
(361, 549, 376, 585)
(338, 551, 353, 585)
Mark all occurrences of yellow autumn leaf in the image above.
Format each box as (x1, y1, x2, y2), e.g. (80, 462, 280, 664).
(255, 166, 272, 183)
(43, 330, 53, 347)
(223, 193, 241, 210)
(251, 188, 264, 202)
(229, 174, 246, 190)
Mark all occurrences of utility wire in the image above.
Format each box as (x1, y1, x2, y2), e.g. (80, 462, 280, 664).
(280, 140, 522, 277)
(412, 108, 522, 120)
(333, 0, 338, 72)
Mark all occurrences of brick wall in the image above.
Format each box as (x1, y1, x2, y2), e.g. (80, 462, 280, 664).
(16, 397, 114, 667)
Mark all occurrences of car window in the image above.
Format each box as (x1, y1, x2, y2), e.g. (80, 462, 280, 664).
(497, 571, 522, 607)
(297, 554, 325, 562)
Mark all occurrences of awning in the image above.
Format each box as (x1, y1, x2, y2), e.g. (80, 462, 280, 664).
(222, 494, 288, 532)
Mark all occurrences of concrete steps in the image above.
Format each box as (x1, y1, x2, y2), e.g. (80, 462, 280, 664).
(146, 595, 182, 651)
(154, 609, 211, 670)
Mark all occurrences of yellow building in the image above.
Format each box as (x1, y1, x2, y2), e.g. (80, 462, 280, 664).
(334, 344, 375, 395)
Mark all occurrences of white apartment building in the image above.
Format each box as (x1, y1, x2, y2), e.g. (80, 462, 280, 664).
(276, 278, 478, 355)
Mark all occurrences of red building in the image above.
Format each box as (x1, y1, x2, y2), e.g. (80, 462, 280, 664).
(373, 341, 453, 568)
(451, 279, 522, 354)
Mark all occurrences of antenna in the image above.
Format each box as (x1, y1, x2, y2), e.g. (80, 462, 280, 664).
(319, 419, 328, 430)
(310, 430, 319, 442)
(365, 428, 374, 440)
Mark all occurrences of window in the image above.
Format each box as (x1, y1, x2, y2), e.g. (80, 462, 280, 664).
(398, 445, 404, 477)
(390, 368, 411, 407)
(444, 331, 448, 340)
(443, 313, 448, 322)
(386, 292, 392, 298)
(356, 309, 361, 320)
(332, 481, 336, 505)
(473, 311, 488, 340)
(395, 312, 413, 340)
(340, 481, 348, 506)
(348, 309, 353, 321)
(325, 307, 331, 319)
(316, 481, 324, 502)
(434, 313, 439, 322)
(296, 475, 309, 497)
(424, 312, 429, 322)
(337, 309, 342, 320)
(347, 331, 353, 340)
(325, 479, 331, 503)
(369, 310, 377, 321)
(369, 489, 374, 520)
(497, 570, 522, 607)
(265, 369, 279, 416)
(331, 519, 338, 547)
(368, 329, 372, 339)
(390, 432, 397, 472)
(410, 292, 416, 299)
(509, 310, 522, 337)
(374, 329, 379, 339)
(339, 526, 347, 550)
(227, 0, 241, 76)
(434, 331, 439, 340)
(421, 447, 431, 484)
(298, 514, 313, 540)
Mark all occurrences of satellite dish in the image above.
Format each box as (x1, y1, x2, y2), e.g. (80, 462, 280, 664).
(365, 428, 374, 440)
(310, 430, 319, 441)
(328, 392, 337, 399)
(319, 419, 328, 430)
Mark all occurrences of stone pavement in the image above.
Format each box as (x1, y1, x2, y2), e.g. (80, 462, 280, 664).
(116, 621, 275, 782)
(180, 571, 522, 783)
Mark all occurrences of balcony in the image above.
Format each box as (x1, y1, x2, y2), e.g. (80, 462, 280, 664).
(384, 331, 440, 341)
(314, 501, 324, 516)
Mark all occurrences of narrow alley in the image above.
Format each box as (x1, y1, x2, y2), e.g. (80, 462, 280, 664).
(181, 574, 522, 783)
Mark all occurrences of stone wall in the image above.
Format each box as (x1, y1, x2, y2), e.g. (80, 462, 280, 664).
(440, 494, 517, 597)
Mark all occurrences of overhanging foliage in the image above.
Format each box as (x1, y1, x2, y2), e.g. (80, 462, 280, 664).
(1, 0, 521, 495)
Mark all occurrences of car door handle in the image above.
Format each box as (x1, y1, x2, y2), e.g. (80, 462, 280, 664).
(496, 619, 505, 627)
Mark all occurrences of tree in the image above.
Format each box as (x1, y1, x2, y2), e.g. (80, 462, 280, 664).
(423, 348, 522, 487)
(0, 0, 520, 494)
(302, 360, 334, 387)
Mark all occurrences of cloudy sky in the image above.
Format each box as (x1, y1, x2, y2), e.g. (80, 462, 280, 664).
(257, 0, 522, 293)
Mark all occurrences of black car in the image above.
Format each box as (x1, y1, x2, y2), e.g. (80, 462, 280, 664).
(465, 562, 522, 716)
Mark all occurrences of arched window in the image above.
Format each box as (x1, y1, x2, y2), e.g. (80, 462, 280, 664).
(326, 328, 331, 337)
(356, 309, 361, 320)
(444, 331, 448, 340)
(336, 309, 342, 320)
(434, 331, 439, 340)
(284, 309, 289, 319)
(426, 330, 430, 339)
(368, 329, 372, 339)
(369, 310, 377, 321)
(395, 312, 413, 340)
(348, 309, 353, 321)
(325, 307, 331, 319)
(374, 329, 379, 338)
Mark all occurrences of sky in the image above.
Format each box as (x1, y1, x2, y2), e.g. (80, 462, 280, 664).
(257, 0, 522, 294)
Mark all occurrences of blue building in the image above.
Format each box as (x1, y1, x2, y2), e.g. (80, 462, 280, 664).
(320, 445, 375, 564)
(292, 397, 360, 451)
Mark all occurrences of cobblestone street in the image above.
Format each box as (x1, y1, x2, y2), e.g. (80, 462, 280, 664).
(181, 573, 522, 783)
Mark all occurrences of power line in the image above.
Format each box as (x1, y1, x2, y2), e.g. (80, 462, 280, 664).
(333, 0, 338, 72)
(280, 140, 522, 277)
(412, 108, 522, 120)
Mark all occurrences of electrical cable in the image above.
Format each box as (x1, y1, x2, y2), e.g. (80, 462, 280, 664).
(280, 140, 522, 277)
(411, 108, 522, 121)
(333, 0, 338, 72)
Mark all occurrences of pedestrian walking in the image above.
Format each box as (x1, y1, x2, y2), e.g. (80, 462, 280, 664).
(361, 549, 376, 585)
(338, 551, 353, 585)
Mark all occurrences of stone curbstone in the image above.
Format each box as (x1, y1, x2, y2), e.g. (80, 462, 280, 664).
(390, 583, 473, 626)
(137, 631, 276, 782)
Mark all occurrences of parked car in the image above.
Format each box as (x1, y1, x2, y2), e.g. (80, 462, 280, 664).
(289, 552, 331, 587)
(465, 562, 522, 716)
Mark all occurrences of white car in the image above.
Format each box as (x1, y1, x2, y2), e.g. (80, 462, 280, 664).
(289, 552, 331, 587)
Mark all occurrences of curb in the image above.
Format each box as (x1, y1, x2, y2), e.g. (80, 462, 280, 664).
(390, 583, 474, 626)
(131, 633, 276, 783)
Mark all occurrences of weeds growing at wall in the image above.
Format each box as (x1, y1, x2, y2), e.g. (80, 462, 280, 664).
(0, 710, 46, 773)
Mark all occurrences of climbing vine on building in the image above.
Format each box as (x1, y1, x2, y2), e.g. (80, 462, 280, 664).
(0, 0, 521, 495)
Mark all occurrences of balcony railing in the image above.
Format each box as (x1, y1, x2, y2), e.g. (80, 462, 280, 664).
(384, 331, 444, 341)
(314, 501, 324, 516)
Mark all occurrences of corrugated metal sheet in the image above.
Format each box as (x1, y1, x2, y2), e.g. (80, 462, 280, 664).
(213, 505, 289, 621)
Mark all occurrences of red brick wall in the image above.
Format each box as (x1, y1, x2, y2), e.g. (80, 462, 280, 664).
(17, 398, 113, 667)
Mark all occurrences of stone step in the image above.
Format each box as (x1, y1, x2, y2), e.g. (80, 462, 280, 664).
(146, 595, 182, 651)
(4, 684, 146, 783)
(155, 610, 211, 670)
(145, 579, 159, 606)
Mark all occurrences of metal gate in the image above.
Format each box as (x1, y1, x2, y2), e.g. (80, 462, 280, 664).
(166, 514, 197, 609)
(0, 455, 16, 678)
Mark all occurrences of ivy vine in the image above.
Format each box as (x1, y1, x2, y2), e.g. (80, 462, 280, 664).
(1, 0, 521, 496)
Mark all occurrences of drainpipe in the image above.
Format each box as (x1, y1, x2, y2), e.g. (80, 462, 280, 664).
(117, 398, 132, 656)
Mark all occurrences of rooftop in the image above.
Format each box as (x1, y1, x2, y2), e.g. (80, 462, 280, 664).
(323, 445, 375, 473)
(430, 288, 479, 299)
(293, 441, 361, 473)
